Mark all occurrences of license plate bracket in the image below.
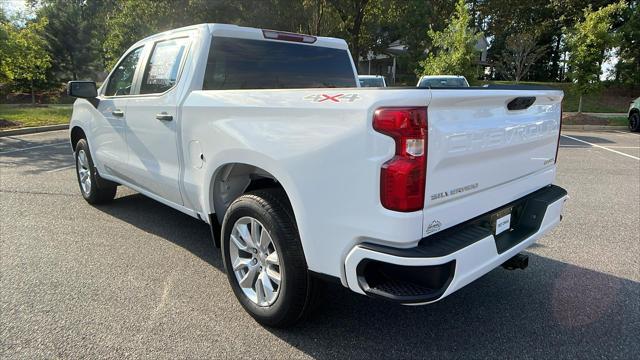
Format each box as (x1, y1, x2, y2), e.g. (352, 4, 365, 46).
(491, 206, 513, 236)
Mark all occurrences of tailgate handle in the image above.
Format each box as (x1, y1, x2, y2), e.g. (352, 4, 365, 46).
(507, 97, 536, 111)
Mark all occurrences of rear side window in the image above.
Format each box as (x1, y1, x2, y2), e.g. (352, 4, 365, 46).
(105, 47, 143, 96)
(203, 37, 356, 90)
(140, 38, 190, 94)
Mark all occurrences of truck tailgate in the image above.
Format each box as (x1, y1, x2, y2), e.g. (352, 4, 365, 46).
(424, 89, 563, 234)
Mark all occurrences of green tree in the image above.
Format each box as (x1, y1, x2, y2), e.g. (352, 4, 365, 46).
(417, 0, 481, 81)
(326, 0, 370, 64)
(0, 7, 10, 84)
(565, 1, 625, 113)
(103, 0, 241, 69)
(0, 16, 52, 104)
(494, 30, 547, 82)
(614, 0, 639, 85)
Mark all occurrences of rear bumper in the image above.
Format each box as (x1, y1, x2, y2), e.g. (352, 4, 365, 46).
(344, 185, 568, 304)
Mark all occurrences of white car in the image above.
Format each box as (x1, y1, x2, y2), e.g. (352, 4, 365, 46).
(67, 24, 567, 327)
(417, 75, 470, 88)
(358, 75, 387, 87)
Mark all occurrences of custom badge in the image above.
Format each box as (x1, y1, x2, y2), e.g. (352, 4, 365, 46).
(425, 220, 442, 235)
(304, 93, 360, 103)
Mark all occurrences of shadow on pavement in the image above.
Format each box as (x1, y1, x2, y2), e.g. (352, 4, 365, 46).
(273, 256, 639, 359)
(95, 192, 638, 359)
(95, 192, 224, 271)
(563, 135, 616, 144)
(0, 139, 72, 174)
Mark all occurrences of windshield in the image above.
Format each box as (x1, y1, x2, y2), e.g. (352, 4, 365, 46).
(358, 77, 385, 87)
(418, 77, 468, 88)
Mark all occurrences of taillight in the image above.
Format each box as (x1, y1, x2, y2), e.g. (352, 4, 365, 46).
(555, 102, 562, 163)
(373, 107, 428, 212)
(262, 29, 317, 43)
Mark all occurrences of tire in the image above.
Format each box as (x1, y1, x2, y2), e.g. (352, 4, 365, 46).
(629, 112, 640, 132)
(74, 138, 117, 204)
(221, 188, 318, 327)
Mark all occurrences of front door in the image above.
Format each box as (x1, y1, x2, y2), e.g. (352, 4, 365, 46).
(93, 46, 144, 177)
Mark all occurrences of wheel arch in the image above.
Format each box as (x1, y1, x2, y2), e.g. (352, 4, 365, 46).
(70, 125, 87, 151)
(208, 162, 298, 226)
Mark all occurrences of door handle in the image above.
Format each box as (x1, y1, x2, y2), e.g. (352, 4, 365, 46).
(111, 109, 124, 117)
(156, 112, 173, 121)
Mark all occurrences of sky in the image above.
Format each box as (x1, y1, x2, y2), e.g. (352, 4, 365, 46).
(1, 0, 29, 16)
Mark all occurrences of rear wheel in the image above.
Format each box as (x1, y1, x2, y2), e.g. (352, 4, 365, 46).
(629, 112, 640, 132)
(74, 139, 117, 204)
(221, 188, 317, 327)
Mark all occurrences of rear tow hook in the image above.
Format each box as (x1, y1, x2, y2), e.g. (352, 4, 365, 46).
(501, 253, 529, 270)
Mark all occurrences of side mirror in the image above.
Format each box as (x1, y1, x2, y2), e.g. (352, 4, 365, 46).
(67, 81, 97, 98)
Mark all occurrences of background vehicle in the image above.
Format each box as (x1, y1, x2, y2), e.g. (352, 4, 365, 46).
(67, 24, 567, 327)
(417, 75, 469, 88)
(358, 75, 387, 87)
(628, 97, 640, 132)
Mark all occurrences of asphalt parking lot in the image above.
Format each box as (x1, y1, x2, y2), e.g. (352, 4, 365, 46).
(1, 129, 638, 359)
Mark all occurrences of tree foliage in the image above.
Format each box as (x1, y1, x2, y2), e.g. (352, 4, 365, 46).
(565, 1, 625, 111)
(0, 14, 51, 103)
(1, 0, 638, 94)
(494, 31, 547, 82)
(614, 0, 639, 85)
(417, 0, 481, 81)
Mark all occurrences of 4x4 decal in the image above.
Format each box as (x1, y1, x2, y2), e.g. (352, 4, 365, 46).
(304, 93, 360, 103)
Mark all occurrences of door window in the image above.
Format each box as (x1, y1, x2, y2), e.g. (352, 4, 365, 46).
(140, 38, 190, 94)
(104, 47, 143, 96)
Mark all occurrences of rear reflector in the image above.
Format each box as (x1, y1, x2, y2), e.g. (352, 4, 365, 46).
(262, 29, 317, 43)
(373, 107, 428, 212)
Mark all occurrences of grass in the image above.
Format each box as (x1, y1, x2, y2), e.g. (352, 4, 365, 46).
(0, 104, 72, 129)
(601, 116, 628, 126)
(479, 81, 637, 113)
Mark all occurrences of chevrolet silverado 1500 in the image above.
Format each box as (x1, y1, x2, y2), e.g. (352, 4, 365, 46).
(67, 23, 568, 327)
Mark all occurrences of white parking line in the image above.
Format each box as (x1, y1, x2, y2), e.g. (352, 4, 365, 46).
(561, 135, 640, 161)
(0, 142, 68, 155)
(4, 129, 68, 138)
(45, 164, 75, 173)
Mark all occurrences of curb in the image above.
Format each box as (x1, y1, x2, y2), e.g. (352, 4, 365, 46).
(0, 124, 69, 137)
(562, 125, 628, 131)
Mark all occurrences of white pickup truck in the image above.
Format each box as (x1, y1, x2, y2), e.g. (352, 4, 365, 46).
(67, 23, 568, 327)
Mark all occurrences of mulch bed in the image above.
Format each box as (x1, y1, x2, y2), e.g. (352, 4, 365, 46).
(562, 113, 609, 125)
(0, 119, 21, 129)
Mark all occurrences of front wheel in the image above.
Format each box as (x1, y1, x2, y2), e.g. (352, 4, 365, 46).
(75, 139, 117, 204)
(221, 189, 317, 327)
(629, 112, 640, 132)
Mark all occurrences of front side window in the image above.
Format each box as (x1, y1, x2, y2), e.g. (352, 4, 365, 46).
(203, 37, 357, 90)
(140, 38, 190, 94)
(105, 47, 143, 96)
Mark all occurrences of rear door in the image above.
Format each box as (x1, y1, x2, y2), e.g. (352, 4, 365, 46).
(124, 37, 191, 205)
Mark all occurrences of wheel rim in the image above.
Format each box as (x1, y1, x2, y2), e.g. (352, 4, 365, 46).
(77, 149, 91, 195)
(229, 216, 281, 306)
